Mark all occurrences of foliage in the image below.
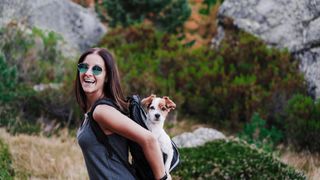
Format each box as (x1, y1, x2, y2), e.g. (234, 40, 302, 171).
(0, 22, 65, 84)
(172, 140, 306, 179)
(99, 24, 187, 104)
(0, 53, 38, 134)
(284, 94, 320, 152)
(0, 22, 77, 135)
(0, 53, 18, 102)
(182, 0, 220, 49)
(0, 138, 14, 179)
(212, 29, 307, 129)
(199, 0, 222, 15)
(238, 113, 283, 152)
(95, 0, 191, 33)
(99, 24, 307, 130)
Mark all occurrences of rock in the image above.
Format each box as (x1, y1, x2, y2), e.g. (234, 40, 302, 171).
(215, 0, 320, 99)
(0, 0, 106, 53)
(33, 83, 62, 92)
(172, 127, 226, 148)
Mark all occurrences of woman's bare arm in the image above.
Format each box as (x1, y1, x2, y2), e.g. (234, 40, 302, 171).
(93, 105, 166, 179)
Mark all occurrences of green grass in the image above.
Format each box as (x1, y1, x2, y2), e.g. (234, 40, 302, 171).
(173, 139, 306, 179)
(0, 138, 13, 179)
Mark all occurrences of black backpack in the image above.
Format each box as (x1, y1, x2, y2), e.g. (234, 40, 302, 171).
(89, 95, 180, 180)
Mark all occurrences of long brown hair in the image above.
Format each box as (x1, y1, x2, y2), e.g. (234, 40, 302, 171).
(74, 48, 128, 113)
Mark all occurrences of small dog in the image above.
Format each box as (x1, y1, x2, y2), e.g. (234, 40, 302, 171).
(141, 94, 176, 179)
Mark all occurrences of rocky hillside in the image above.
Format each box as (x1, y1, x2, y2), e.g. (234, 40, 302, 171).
(216, 0, 320, 99)
(0, 0, 106, 53)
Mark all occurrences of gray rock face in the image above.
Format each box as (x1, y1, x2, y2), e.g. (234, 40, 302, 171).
(0, 0, 106, 52)
(216, 0, 320, 98)
(172, 127, 226, 148)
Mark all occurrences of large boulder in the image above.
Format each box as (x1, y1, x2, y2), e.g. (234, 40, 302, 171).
(216, 0, 320, 99)
(0, 0, 106, 53)
(172, 127, 226, 148)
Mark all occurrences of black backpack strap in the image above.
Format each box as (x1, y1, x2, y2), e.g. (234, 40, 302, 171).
(89, 98, 137, 178)
(89, 98, 116, 158)
(89, 118, 113, 158)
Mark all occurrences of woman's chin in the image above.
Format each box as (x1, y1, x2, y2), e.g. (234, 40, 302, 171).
(82, 87, 96, 94)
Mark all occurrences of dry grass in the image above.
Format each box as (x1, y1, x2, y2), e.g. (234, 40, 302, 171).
(0, 119, 207, 180)
(280, 150, 320, 180)
(0, 128, 88, 180)
(1, 123, 319, 180)
(0, 120, 214, 180)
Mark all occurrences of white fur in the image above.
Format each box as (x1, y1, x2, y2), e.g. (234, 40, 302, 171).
(144, 97, 173, 180)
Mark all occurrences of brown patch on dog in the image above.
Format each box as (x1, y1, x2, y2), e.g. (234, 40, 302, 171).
(158, 99, 167, 111)
(141, 94, 156, 108)
(158, 99, 170, 117)
(163, 96, 176, 110)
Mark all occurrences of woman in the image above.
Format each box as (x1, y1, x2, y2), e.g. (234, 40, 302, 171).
(75, 48, 166, 180)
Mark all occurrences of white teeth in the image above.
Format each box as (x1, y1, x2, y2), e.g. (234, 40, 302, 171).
(84, 78, 95, 83)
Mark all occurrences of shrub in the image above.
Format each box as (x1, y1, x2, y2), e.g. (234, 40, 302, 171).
(95, 0, 191, 33)
(0, 138, 14, 179)
(212, 28, 307, 129)
(99, 24, 307, 130)
(284, 94, 320, 152)
(199, 0, 221, 15)
(99, 24, 184, 96)
(183, 1, 221, 48)
(172, 140, 305, 179)
(0, 53, 18, 103)
(0, 22, 65, 84)
(0, 22, 78, 135)
(238, 113, 283, 152)
(0, 53, 36, 133)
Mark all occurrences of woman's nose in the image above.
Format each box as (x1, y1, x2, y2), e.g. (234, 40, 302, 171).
(84, 68, 93, 76)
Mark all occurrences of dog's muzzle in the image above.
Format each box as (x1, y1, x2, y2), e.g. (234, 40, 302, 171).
(155, 114, 160, 120)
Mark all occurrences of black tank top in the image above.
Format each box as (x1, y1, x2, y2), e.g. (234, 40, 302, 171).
(77, 113, 135, 180)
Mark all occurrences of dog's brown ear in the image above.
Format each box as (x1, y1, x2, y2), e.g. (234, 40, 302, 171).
(141, 94, 156, 107)
(163, 96, 176, 110)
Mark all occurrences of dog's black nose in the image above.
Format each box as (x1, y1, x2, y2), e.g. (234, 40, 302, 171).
(155, 114, 160, 119)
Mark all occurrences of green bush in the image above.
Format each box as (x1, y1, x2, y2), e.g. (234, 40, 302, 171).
(284, 94, 320, 152)
(99, 24, 307, 130)
(0, 51, 43, 134)
(0, 53, 18, 102)
(199, 0, 222, 15)
(0, 138, 14, 179)
(0, 53, 36, 133)
(95, 0, 191, 33)
(0, 23, 78, 135)
(0, 23, 65, 84)
(173, 140, 305, 179)
(238, 113, 283, 152)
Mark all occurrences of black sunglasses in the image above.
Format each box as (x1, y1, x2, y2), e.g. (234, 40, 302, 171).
(77, 63, 103, 76)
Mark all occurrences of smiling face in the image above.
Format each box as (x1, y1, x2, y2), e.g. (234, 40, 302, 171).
(79, 53, 106, 97)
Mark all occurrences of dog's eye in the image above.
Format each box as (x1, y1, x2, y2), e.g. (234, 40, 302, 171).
(161, 107, 167, 111)
(150, 106, 155, 110)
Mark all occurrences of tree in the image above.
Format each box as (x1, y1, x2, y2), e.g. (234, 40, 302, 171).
(95, 0, 191, 33)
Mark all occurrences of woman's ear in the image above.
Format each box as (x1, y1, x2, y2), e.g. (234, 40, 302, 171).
(141, 94, 156, 108)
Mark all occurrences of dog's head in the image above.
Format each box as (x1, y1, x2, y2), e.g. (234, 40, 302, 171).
(141, 94, 176, 124)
